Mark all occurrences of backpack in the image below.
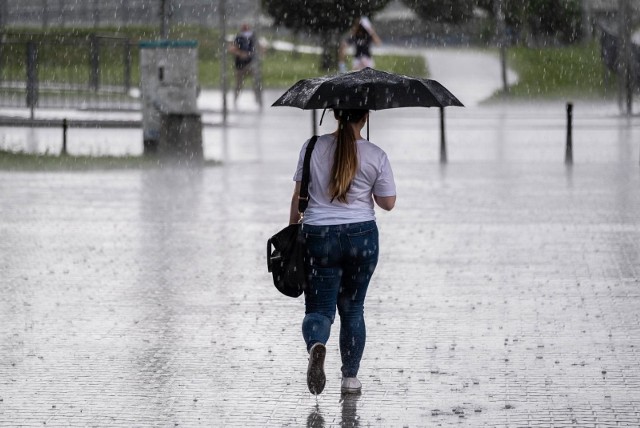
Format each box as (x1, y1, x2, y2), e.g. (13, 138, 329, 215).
(234, 33, 255, 66)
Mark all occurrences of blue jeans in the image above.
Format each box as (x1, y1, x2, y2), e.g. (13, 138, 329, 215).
(301, 221, 379, 378)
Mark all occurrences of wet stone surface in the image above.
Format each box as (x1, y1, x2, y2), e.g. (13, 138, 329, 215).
(2, 56, 640, 426)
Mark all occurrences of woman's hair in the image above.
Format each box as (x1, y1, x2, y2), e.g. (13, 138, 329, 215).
(329, 109, 369, 203)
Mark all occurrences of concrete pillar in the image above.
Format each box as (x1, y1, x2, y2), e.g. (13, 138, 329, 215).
(139, 40, 201, 159)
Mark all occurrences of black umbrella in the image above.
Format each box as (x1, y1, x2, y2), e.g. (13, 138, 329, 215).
(272, 68, 463, 156)
(272, 67, 464, 110)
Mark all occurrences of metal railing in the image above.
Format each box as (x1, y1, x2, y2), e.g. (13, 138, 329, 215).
(0, 34, 139, 111)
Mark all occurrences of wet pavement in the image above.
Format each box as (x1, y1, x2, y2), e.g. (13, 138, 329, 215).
(1, 49, 640, 426)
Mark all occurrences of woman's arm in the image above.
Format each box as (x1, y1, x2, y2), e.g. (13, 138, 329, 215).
(370, 31, 382, 46)
(289, 182, 302, 224)
(374, 194, 396, 211)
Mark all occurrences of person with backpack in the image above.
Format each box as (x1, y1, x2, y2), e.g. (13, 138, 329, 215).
(347, 17, 382, 71)
(228, 23, 261, 107)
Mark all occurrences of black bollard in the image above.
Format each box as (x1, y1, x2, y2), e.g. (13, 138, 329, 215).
(439, 107, 447, 163)
(61, 118, 68, 156)
(565, 103, 573, 165)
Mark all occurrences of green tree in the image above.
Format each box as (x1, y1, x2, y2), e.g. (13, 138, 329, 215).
(401, 0, 476, 24)
(525, 0, 582, 43)
(262, 0, 390, 70)
(477, 0, 582, 44)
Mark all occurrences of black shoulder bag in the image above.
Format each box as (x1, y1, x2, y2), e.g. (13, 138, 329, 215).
(266, 136, 318, 298)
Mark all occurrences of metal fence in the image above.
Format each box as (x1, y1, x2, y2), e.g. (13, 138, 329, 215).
(0, 0, 263, 111)
(0, 0, 258, 30)
(0, 34, 139, 110)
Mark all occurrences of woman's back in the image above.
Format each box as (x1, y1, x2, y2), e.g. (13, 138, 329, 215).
(293, 134, 395, 226)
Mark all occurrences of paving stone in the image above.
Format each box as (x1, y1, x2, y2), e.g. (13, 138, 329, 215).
(1, 72, 640, 427)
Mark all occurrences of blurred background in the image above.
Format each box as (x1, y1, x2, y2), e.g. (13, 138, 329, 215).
(0, 0, 638, 160)
(0, 1, 638, 105)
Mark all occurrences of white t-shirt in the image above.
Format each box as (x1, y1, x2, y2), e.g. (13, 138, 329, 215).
(293, 134, 396, 226)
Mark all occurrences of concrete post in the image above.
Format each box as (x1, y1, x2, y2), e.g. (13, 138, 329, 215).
(139, 40, 201, 159)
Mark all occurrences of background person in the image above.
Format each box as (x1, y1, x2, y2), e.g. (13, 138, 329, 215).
(228, 23, 261, 107)
(289, 108, 396, 395)
(346, 17, 382, 71)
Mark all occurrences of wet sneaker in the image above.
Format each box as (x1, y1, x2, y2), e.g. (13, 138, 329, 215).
(307, 343, 326, 395)
(341, 377, 362, 394)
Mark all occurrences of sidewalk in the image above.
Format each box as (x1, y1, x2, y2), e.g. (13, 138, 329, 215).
(1, 49, 640, 427)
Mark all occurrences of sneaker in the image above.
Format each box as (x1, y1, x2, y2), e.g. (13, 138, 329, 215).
(307, 343, 326, 395)
(341, 377, 362, 394)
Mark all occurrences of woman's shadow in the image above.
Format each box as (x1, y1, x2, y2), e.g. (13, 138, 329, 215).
(306, 394, 360, 428)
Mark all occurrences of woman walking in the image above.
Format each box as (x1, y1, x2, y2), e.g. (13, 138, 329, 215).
(289, 109, 396, 395)
(347, 17, 382, 71)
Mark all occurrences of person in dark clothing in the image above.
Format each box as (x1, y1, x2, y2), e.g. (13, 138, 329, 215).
(228, 23, 261, 107)
(346, 17, 382, 71)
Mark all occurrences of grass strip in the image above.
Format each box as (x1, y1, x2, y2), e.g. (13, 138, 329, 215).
(493, 41, 616, 99)
(2, 27, 427, 90)
(0, 149, 220, 171)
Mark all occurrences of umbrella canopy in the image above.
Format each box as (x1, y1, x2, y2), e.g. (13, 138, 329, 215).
(272, 67, 464, 110)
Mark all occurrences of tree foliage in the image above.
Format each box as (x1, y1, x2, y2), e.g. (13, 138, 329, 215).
(524, 0, 582, 43)
(262, 0, 390, 69)
(262, 0, 391, 35)
(476, 0, 582, 43)
(401, 0, 583, 44)
(401, 0, 475, 25)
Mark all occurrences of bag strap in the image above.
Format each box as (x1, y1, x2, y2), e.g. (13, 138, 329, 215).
(298, 135, 318, 215)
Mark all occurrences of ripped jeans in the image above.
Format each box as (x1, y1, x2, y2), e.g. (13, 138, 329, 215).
(301, 221, 379, 378)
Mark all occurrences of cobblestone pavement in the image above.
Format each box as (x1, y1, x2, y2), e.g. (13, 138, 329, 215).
(2, 51, 640, 426)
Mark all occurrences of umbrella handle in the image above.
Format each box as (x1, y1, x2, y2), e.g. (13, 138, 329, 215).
(312, 110, 317, 136)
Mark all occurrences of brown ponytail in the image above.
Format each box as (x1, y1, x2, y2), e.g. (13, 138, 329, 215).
(329, 109, 368, 203)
